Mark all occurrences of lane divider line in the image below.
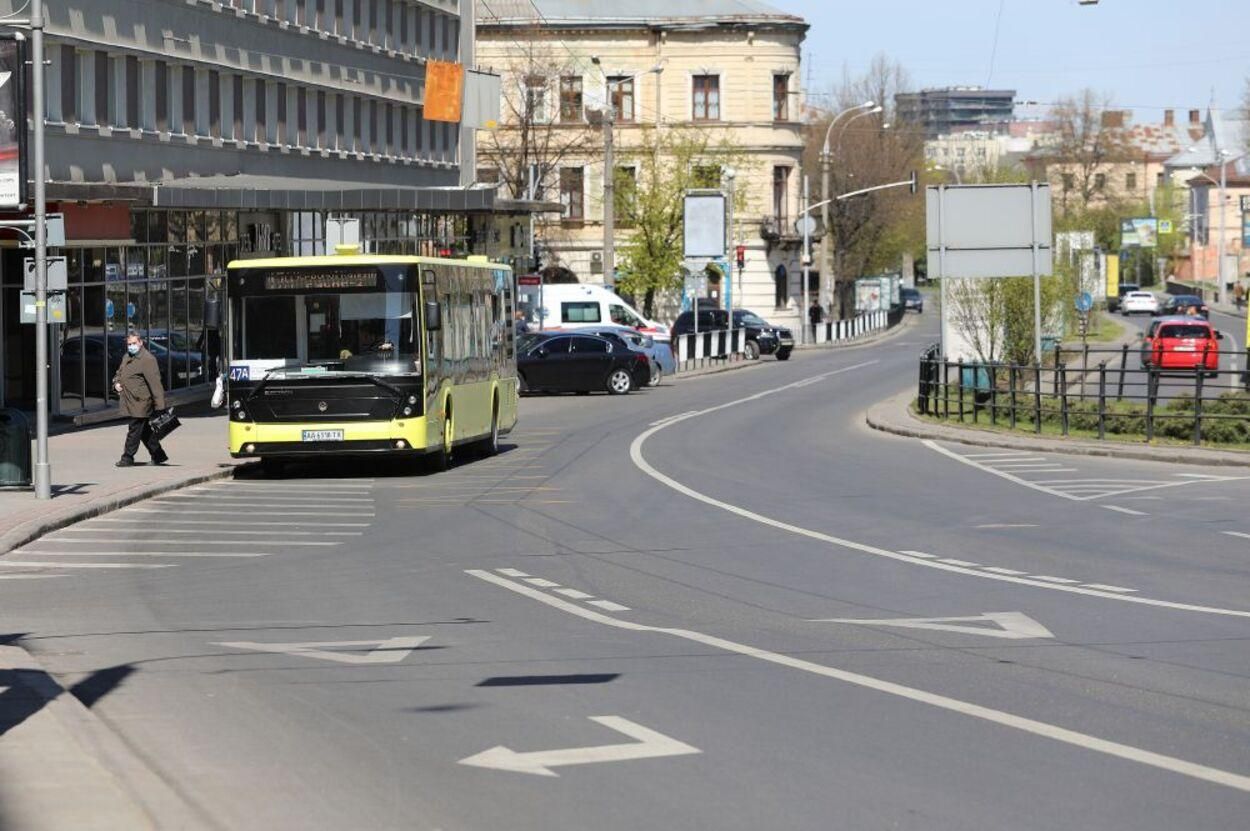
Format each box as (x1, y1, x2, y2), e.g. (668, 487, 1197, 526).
(1103, 505, 1148, 517)
(467, 569, 1250, 795)
(628, 365, 1250, 619)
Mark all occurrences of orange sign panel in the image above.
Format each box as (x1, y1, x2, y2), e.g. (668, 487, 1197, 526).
(424, 60, 464, 123)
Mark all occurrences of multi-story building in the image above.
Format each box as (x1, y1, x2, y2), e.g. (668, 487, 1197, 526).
(0, 0, 506, 416)
(896, 87, 1015, 140)
(475, 0, 809, 328)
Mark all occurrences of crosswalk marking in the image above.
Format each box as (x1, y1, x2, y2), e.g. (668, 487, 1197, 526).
(0, 561, 174, 569)
(86, 518, 371, 527)
(33, 537, 342, 547)
(73, 527, 363, 537)
(13, 550, 272, 559)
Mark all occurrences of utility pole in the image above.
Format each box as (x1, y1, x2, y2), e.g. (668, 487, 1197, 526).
(801, 175, 810, 346)
(724, 167, 735, 334)
(31, 0, 49, 499)
(602, 109, 614, 289)
(820, 149, 831, 317)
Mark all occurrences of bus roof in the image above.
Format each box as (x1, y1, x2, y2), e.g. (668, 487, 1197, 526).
(226, 254, 509, 270)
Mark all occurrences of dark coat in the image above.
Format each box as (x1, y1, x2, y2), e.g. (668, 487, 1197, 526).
(113, 348, 165, 418)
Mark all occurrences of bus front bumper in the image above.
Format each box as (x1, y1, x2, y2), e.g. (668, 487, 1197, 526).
(229, 419, 430, 458)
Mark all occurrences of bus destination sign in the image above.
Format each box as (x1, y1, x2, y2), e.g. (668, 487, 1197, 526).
(262, 269, 379, 291)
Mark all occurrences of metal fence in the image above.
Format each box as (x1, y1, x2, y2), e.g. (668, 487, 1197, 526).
(918, 342, 1250, 446)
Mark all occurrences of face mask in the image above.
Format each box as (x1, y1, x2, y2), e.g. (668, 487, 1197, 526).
(127, 344, 141, 356)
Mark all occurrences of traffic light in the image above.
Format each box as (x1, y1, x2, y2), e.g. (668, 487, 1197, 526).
(735, 245, 746, 269)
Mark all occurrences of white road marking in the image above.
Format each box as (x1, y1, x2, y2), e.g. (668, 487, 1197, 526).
(0, 574, 66, 580)
(964, 452, 1037, 458)
(587, 600, 631, 612)
(119, 509, 374, 517)
(496, 568, 531, 577)
(1103, 505, 1148, 516)
(165, 494, 374, 503)
(1029, 575, 1081, 585)
(554, 588, 595, 600)
(898, 549, 937, 558)
(146, 500, 369, 510)
(1082, 584, 1138, 594)
(1176, 473, 1223, 479)
(649, 411, 698, 427)
(468, 570, 1250, 793)
(937, 558, 980, 567)
(974, 524, 1040, 529)
(216, 636, 430, 665)
(812, 611, 1054, 640)
(33, 538, 340, 547)
(73, 528, 363, 537)
(983, 567, 1028, 575)
(85, 518, 370, 527)
(1221, 531, 1250, 541)
(925, 441, 1248, 501)
(458, 716, 701, 777)
(524, 578, 561, 587)
(0, 561, 173, 569)
(12, 550, 270, 559)
(629, 367, 1250, 619)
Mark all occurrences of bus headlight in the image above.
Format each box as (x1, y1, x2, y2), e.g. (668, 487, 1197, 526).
(407, 394, 418, 404)
(232, 399, 243, 409)
(234, 409, 248, 420)
(402, 406, 413, 416)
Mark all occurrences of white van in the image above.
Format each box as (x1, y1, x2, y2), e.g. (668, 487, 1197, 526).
(518, 283, 670, 342)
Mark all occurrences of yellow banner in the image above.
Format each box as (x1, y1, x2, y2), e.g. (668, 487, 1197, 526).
(1106, 254, 1119, 301)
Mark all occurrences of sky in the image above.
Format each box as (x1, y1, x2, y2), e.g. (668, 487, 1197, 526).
(773, 0, 1249, 120)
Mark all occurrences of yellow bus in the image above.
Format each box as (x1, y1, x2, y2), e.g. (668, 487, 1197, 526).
(224, 247, 519, 471)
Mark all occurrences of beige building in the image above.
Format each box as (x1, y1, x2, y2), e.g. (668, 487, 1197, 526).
(475, 0, 809, 327)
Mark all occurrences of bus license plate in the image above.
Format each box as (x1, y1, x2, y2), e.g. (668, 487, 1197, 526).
(302, 429, 344, 442)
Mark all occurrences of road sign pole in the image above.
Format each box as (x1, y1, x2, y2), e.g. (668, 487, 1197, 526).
(32, 0, 50, 499)
(801, 175, 809, 346)
(1030, 181, 1043, 365)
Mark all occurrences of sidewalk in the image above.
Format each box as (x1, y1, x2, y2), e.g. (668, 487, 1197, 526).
(865, 389, 1250, 468)
(0, 406, 245, 556)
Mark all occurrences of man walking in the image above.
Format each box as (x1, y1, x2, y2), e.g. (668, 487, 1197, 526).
(114, 332, 169, 467)
(808, 297, 825, 343)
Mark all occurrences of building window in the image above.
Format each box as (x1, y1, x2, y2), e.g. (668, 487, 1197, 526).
(608, 76, 634, 122)
(182, 66, 196, 135)
(477, 167, 500, 185)
(208, 71, 221, 138)
(1156, 171, 1166, 186)
(1094, 173, 1106, 190)
(560, 167, 584, 222)
(773, 166, 790, 225)
(774, 264, 788, 310)
(1062, 173, 1074, 192)
(125, 56, 140, 128)
(692, 164, 721, 188)
(559, 75, 582, 123)
(59, 48, 77, 123)
(1125, 172, 1137, 190)
(692, 74, 719, 121)
(773, 73, 789, 121)
(524, 75, 548, 124)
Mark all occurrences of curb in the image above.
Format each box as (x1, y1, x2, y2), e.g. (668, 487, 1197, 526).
(0, 462, 255, 558)
(865, 389, 1250, 468)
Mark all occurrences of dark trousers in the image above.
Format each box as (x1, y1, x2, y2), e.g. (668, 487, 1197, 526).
(122, 416, 165, 462)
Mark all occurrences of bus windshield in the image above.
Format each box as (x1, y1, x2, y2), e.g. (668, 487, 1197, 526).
(229, 264, 420, 376)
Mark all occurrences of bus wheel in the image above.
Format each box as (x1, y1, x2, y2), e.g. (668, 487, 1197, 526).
(431, 414, 453, 471)
(480, 402, 500, 457)
(259, 458, 284, 477)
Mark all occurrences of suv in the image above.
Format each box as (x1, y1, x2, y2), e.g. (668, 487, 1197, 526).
(1107, 282, 1140, 313)
(671, 308, 794, 361)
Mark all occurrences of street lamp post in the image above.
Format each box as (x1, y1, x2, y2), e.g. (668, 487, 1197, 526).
(820, 103, 881, 319)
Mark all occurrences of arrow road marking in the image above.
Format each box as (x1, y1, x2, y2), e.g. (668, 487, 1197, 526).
(458, 716, 700, 777)
(215, 636, 430, 665)
(811, 611, 1054, 640)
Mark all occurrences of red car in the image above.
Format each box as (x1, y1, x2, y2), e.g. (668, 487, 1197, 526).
(1140, 316, 1223, 375)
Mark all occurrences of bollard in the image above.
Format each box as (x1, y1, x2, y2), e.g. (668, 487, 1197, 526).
(1097, 362, 1107, 440)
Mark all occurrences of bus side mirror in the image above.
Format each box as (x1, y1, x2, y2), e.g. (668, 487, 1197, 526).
(424, 301, 442, 331)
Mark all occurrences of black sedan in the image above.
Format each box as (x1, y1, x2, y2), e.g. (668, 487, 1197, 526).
(901, 287, 924, 312)
(1160, 294, 1209, 319)
(517, 333, 651, 395)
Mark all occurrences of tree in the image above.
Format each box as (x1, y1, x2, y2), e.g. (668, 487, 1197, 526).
(476, 30, 599, 202)
(1045, 90, 1127, 214)
(611, 127, 749, 319)
(804, 54, 925, 318)
(947, 274, 1069, 367)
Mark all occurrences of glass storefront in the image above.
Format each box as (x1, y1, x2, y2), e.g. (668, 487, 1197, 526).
(2, 207, 476, 416)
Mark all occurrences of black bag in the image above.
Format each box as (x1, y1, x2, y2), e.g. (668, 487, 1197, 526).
(148, 407, 181, 441)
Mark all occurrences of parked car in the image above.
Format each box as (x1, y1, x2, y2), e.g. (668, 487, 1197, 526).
(1120, 291, 1159, 316)
(1107, 282, 1140, 313)
(671, 308, 794, 361)
(1160, 293, 1209, 319)
(577, 325, 674, 386)
(901, 287, 924, 313)
(517, 332, 651, 395)
(1139, 316, 1223, 375)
